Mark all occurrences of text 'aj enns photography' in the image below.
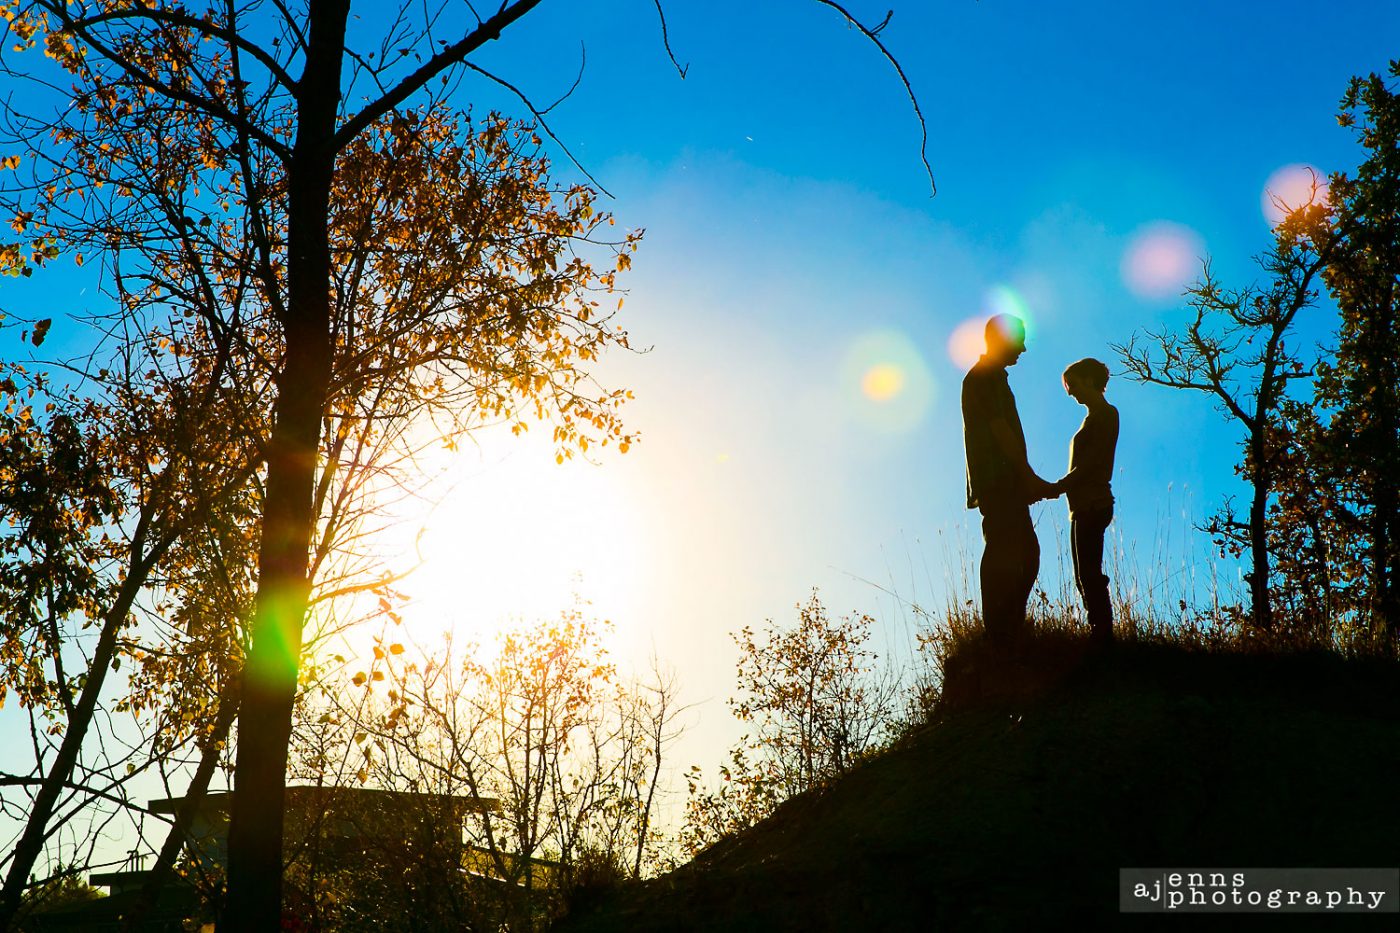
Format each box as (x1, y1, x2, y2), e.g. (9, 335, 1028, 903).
(1120, 868, 1399, 913)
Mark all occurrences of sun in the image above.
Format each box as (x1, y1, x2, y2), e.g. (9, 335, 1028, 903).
(364, 420, 649, 650)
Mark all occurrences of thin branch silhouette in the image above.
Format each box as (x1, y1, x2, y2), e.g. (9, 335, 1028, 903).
(652, 0, 689, 78)
(462, 60, 614, 198)
(814, 1, 935, 195)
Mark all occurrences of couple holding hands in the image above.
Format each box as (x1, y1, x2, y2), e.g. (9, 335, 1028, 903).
(961, 314, 1119, 646)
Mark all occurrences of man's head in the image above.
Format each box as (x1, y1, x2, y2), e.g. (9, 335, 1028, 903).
(984, 314, 1027, 366)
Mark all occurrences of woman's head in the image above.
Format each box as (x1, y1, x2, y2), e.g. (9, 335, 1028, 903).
(1062, 357, 1110, 400)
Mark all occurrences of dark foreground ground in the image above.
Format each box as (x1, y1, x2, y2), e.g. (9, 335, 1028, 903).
(556, 637, 1400, 932)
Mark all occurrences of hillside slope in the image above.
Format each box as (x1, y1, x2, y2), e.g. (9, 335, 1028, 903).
(558, 640, 1400, 932)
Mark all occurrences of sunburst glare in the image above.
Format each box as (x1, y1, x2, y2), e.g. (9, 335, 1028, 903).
(365, 422, 649, 650)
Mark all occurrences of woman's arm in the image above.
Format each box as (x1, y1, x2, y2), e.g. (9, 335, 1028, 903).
(1054, 407, 1119, 494)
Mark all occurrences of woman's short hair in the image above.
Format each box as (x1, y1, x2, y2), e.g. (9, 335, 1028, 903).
(1063, 357, 1110, 391)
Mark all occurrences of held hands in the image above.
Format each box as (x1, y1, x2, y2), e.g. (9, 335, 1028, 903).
(1025, 475, 1061, 504)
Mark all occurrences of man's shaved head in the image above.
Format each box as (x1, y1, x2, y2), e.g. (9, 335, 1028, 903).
(984, 314, 1027, 366)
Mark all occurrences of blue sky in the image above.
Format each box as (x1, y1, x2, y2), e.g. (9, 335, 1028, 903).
(2, 0, 1397, 844)
(353, 0, 1400, 761)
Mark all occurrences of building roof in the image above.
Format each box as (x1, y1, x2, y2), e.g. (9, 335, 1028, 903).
(147, 785, 500, 815)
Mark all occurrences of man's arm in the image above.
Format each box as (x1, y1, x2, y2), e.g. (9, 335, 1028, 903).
(988, 416, 1056, 502)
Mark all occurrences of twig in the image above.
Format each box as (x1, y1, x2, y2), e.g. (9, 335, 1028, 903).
(813, 2, 935, 195)
(652, 1, 689, 78)
(462, 61, 614, 198)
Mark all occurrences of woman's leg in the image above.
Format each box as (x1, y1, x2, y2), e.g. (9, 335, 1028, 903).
(1072, 508, 1113, 642)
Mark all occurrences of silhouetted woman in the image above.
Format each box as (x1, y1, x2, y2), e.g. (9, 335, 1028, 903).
(1053, 358, 1119, 644)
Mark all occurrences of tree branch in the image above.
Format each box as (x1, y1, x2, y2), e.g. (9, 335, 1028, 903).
(652, 1, 688, 78)
(33, 1, 293, 161)
(65, 5, 299, 98)
(333, 0, 546, 150)
(460, 61, 613, 198)
(812, 2, 935, 195)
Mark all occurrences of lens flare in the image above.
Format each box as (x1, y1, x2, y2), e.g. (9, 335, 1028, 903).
(1261, 163, 1328, 226)
(841, 330, 935, 434)
(986, 284, 1035, 343)
(946, 317, 985, 370)
(986, 284, 1029, 322)
(1121, 222, 1203, 301)
(861, 362, 905, 401)
(947, 285, 1036, 370)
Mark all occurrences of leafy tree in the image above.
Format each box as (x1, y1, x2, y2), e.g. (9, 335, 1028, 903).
(0, 10, 630, 924)
(0, 4, 929, 928)
(681, 592, 900, 857)
(11, 867, 103, 932)
(677, 745, 780, 863)
(731, 592, 897, 794)
(1259, 404, 1354, 640)
(1308, 63, 1400, 644)
(1119, 65, 1400, 649)
(0, 324, 262, 925)
(0, 6, 639, 927)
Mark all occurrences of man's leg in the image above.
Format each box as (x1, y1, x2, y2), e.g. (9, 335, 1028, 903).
(981, 505, 1037, 643)
(1010, 507, 1039, 637)
(980, 508, 1013, 643)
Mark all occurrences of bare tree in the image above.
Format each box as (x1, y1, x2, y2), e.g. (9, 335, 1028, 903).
(1113, 196, 1332, 631)
(289, 613, 684, 932)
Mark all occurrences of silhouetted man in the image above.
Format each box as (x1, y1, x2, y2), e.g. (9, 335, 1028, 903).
(961, 314, 1054, 644)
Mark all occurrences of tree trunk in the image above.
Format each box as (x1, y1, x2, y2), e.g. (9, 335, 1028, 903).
(121, 690, 239, 933)
(222, 2, 348, 929)
(1248, 428, 1274, 632)
(0, 542, 159, 932)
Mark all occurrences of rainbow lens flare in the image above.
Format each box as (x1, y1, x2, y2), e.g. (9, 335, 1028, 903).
(946, 285, 1035, 370)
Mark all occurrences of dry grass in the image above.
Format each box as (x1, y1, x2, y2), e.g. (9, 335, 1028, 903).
(894, 504, 1394, 726)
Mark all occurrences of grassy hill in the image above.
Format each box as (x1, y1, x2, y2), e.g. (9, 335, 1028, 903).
(557, 637, 1400, 932)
